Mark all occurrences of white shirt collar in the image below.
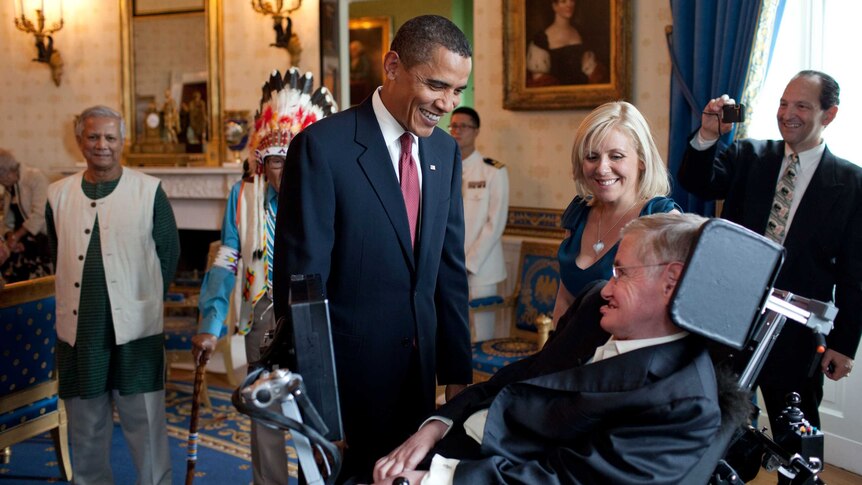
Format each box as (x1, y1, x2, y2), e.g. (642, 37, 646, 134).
(590, 331, 689, 364)
(372, 87, 418, 149)
(784, 140, 825, 172)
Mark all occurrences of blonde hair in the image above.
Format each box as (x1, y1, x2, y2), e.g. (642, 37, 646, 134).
(570, 101, 671, 202)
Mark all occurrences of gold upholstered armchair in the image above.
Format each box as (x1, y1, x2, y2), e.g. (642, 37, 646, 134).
(470, 241, 558, 382)
(0, 275, 72, 481)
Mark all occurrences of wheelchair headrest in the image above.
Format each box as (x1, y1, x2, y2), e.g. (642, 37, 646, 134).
(670, 218, 784, 350)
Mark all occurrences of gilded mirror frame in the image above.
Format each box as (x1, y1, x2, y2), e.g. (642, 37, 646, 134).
(120, 0, 224, 166)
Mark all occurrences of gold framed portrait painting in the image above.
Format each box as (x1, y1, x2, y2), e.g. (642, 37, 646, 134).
(348, 16, 391, 106)
(504, 0, 631, 110)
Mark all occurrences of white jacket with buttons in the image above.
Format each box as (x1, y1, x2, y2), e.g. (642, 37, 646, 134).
(48, 169, 163, 346)
(462, 150, 509, 287)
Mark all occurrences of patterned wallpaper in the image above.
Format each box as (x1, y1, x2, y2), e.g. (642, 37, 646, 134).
(472, 2, 673, 210)
(0, 0, 122, 169)
(223, 1, 321, 116)
(0, 1, 668, 212)
(0, 0, 319, 172)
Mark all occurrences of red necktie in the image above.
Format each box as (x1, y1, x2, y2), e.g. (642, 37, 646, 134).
(399, 132, 420, 246)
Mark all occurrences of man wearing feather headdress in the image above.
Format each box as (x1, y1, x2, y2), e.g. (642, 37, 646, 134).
(193, 68, 336, 484)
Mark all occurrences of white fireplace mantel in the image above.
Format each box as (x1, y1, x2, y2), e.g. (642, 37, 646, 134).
(142, 166, 242, 231)
(54, 165, 242, 231)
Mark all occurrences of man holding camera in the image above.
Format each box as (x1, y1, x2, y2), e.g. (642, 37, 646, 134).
(678, 70, 862, 433)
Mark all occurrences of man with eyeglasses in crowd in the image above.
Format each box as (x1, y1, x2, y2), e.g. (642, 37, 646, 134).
(192, 63, 336, 481)
(192, 152, 287, 484)
(449, 107, 509, 341)
(372, 212, 727, 485)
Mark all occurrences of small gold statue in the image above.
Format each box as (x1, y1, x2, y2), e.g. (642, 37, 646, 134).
(162, 89, 180, 144)
(187, 92, 207, 145)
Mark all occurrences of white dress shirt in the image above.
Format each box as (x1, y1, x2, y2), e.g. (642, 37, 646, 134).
(372, 88, 423, 189)
(690, 133, 825, 243)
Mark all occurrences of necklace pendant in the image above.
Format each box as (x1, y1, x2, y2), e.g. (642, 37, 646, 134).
(592, 240, 605, 254)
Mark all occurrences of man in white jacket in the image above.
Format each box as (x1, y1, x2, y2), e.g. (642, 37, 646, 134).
(450, 107, 509, 340)
(47, 105, 179, 485)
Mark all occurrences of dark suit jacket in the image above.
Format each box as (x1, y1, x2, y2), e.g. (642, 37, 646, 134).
(273, 98, 472, 465)
(433, 282, 722, 484)
(679, 138, 862, 386)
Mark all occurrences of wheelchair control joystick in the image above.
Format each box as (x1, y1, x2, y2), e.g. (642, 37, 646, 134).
(779, 393, 804, 426)
(772, 393, 824, 468)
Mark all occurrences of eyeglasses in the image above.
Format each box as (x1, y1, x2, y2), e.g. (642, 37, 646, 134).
(448, 123, 476, 131)
(610, 262, 676, 282)
(264, 157, 285, 168)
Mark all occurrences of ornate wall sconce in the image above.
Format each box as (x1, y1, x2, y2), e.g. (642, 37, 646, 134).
(13, 0, 64, 86)
(251, 0, 303, 65)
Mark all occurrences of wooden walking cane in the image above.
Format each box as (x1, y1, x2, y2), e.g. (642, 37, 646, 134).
(185, 358, 207, 485)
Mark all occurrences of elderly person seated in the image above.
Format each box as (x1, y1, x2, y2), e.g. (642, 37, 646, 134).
(372, 213, 734, 485)
(0, 148, 52, 283)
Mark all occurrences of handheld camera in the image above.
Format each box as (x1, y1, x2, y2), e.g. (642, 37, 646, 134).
(722, 103, 746, 123)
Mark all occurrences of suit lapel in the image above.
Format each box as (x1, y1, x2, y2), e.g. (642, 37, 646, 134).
(520, 337, 690, 394)
(785, 148, 842, 246)
(353, 100, 416, 268)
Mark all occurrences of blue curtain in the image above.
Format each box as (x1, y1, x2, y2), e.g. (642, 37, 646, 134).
(666, 0, 776, 214)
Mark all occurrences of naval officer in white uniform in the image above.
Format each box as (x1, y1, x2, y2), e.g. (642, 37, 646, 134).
(449, 107, 509, 340)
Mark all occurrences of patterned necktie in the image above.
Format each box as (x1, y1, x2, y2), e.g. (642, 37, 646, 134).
(264, 200, 275, 289)
(765, 153, 800, 243)
(399, 132, 420, 246)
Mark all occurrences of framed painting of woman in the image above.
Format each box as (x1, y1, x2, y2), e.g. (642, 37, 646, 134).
(504, 0, 630, 110)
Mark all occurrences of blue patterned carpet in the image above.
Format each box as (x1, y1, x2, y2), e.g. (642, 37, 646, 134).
(0, 381, 298, 484)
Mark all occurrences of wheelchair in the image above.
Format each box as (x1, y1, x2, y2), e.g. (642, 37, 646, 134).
(234, 219, 834, 485)
(673, 219, 833, 485)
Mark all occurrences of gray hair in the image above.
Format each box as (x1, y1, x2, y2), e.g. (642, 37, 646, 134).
(621, 212, 708, 265)
(0, 148, 18, 173)
(390, 15, 472, 69)
(75, 105, 126, 141)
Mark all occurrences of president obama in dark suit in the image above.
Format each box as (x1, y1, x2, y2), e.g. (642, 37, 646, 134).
(273, 15, 473, 481)
(678, 70, 862, 432)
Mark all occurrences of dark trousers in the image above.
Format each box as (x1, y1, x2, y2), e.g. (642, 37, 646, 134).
(337, 350, 424, 484)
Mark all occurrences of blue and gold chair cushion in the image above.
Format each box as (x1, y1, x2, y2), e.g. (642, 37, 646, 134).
(468, 295, 505, 309)
(1, 276, 72, 481)
(512, 252, 559, 332)
(0, 396, 57, 433)
(1, 296, 56, 396)
(164, 316, 197, 351)
(471, 242, 559, 381)
(472, 338, 539, 375)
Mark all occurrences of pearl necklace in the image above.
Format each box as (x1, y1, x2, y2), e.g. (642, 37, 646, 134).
(592, 200, 641, 255)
